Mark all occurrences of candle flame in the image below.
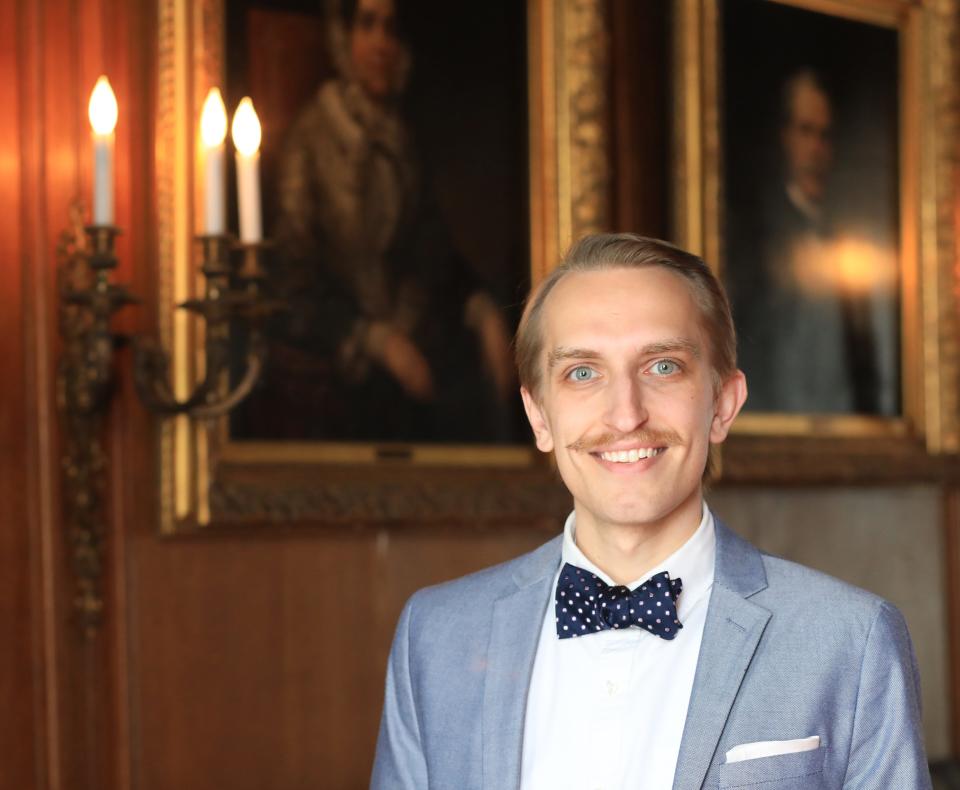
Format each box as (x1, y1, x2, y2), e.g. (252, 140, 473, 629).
(200, 88, 228, 148)
(88, 76, 118, 135)
(231, 97, 261, 156)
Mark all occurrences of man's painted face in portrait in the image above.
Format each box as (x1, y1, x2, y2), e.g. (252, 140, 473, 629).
(350, 0, 403, 101)
(782, 79, 834, 204)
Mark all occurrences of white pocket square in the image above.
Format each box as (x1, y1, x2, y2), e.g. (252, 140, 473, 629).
(725, 736, 820, 764)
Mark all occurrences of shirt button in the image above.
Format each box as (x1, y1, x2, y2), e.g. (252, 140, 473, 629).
(606, 680, 619, 697)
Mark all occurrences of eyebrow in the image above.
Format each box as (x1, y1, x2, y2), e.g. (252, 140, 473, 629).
(546, 338, 701, 370)
(546, 348, 600, 370)
(642, 339, 702, 358)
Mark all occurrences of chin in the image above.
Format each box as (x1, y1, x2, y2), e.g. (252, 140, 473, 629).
(602, 500, 678, 530)
(604, 486, 701, 529)
(801, 180, 825, 202)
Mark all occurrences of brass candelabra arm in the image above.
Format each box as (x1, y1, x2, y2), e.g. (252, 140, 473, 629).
(131, 237, 282, 419)
(131, 333, 267, 419)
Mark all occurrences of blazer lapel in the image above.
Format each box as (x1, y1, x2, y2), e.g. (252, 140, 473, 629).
(672, 521, 772, 790)
(482, 538, 560, 790)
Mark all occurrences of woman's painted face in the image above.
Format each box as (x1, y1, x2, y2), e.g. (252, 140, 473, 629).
(350, 0, 402, 101)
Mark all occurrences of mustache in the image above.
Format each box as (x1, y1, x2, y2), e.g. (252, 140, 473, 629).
(566, 428, 682, 453)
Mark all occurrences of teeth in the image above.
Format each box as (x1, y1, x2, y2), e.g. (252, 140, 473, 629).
(600, 448, 663, 463)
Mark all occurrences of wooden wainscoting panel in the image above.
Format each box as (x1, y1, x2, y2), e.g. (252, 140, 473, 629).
(128, 525, 554, 789)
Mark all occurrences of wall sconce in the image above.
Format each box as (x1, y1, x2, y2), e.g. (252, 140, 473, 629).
(57, 77, 280, 634)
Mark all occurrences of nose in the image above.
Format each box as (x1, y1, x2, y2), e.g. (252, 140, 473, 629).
(603, 373, 648, 435)
(372, 21, 395, 52)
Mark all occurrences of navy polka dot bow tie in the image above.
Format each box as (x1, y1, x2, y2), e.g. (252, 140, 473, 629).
(555, 563, 683, 640)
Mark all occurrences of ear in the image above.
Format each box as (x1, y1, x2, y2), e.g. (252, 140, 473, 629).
(520, 387, 555, 453)
(709, 370, 747, 444)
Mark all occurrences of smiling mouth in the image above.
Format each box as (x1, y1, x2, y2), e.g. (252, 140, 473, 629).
(595, 447, 666, 463)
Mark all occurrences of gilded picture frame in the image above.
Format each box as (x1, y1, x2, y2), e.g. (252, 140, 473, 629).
(155, 0, 610, 531)
(673, 0, 960, 481)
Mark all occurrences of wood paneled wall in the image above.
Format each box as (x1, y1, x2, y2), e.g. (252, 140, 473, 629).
(0, 2, 558, 788)
(128, 528, 551, 789)
(1, 2, 956, 789)
(1, 0, 154, 787)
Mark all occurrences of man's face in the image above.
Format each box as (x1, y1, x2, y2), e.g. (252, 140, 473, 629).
(781, 81, 834, 204)
(521, 267, 745, 537)
(350, 0, 402, 101)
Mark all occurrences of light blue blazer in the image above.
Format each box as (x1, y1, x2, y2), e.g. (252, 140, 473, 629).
(371, 520, 931, 789)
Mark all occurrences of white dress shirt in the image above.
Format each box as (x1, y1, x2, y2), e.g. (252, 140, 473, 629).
(520, 506, 717, 790)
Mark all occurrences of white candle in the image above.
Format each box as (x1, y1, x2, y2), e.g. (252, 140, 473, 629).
(231, 97, 262, 243)
(200, 88, 228, 235)
(88, 76, 118, 225)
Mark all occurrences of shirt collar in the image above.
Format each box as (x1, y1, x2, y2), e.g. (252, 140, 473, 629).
(560, 504, 716, 619)
(786, 181, 823, 224)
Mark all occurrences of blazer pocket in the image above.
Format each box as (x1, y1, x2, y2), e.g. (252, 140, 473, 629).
(717, 745, 826, 789)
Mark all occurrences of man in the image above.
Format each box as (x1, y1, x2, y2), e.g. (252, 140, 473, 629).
(731, 69, 887, 415)
(781, 68, 834, 222)
(371, 234, 929, 789)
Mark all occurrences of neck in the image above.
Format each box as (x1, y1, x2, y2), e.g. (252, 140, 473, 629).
(341, 79, 398, 124)
(573, 493, 703, 584)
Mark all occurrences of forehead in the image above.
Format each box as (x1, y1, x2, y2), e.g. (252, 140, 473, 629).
(790, 83, 831, 122)
(357, 0, 394, 17)
(541, 266, 704, 352)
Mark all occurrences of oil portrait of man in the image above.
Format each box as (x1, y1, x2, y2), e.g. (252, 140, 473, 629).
(723, 0, 901, 417)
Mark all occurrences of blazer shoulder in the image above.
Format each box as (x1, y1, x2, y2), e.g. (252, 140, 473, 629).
(757, 551, 890, 622)
(714, 522, 889, 619)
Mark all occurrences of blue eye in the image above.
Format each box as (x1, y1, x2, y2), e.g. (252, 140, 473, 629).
(567, 366, 596, 382)
(651, 360, 679, 376)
